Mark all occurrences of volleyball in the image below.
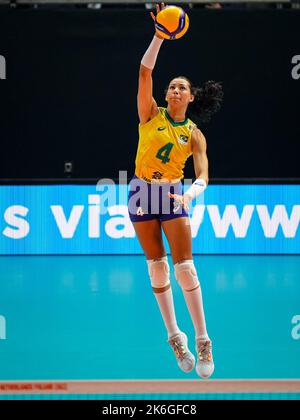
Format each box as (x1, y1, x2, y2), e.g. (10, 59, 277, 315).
(155, 6, 189, 40)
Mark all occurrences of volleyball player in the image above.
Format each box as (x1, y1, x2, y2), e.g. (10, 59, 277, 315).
(128, 3, 223, 378)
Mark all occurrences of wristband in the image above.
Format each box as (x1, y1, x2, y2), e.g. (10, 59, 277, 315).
(185, 178, 207, 201)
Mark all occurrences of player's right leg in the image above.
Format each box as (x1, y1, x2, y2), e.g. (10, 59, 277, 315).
(132, 219, 195, 372)
(161, 216, 214, 378)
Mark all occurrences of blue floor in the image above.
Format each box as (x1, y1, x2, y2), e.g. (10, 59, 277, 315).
(0, 255, 299, 380)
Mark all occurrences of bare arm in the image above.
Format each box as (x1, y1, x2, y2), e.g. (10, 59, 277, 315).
(137, 3, 165, 124)
(168, 128, 209, 211)
(191, 128, 209, 186)
(137, 64, 159, 125)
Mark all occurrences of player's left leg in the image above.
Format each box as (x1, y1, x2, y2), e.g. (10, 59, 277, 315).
(161, 216, 214, 378)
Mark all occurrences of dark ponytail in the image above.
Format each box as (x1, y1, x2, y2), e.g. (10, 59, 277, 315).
(188, 80, 223, 123)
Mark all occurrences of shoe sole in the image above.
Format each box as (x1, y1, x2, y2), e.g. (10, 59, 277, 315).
(196, 364, 215, 379)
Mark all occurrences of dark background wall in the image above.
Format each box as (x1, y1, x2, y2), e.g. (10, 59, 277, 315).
(0, 7, 300, 180)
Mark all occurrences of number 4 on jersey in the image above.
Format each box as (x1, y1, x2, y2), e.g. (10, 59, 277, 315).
(156, 142, 174, 164)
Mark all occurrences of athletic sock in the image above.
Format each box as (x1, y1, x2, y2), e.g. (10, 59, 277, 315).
(182, 286, 209, 340)
(153, 287, 181, 339)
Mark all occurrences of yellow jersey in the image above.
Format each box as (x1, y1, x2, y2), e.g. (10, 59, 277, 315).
(135, 107, 197, 183)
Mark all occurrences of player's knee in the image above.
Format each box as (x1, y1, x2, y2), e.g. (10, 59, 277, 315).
(147, 256, 170, 289)
(174, 260, 200, 291)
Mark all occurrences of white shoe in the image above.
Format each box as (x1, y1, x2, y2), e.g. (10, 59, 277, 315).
(195, 339, 214, 379)
(168, 332, 195, 373)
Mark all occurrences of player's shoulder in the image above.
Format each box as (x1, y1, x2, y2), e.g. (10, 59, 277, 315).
(191, 127, 207, 149)
(186, 115, 197, 131)
(139, 105, 164, 128)
(192, 126, 205, 139)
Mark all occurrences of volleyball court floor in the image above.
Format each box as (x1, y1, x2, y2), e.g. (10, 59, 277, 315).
(0, 255, 299, 399)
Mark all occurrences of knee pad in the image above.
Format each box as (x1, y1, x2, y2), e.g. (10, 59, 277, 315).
(174, 260, 200, 291)
(147, 256, 170, 289)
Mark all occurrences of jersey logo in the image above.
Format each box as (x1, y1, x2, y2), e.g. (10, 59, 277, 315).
(152, 171, 164, 180)
(178, 135, 189, 145)
(157, 126, 166, 131)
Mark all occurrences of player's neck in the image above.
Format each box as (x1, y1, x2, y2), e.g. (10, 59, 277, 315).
(166, 106, 186, 123)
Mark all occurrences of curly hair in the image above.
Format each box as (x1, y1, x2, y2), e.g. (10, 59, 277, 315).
(165, 77, 223, 124)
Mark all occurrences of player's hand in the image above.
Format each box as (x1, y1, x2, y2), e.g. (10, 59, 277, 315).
(168, 192, 190, 213)
(150, 3, 166, 39)
(150, 2, 166, 21)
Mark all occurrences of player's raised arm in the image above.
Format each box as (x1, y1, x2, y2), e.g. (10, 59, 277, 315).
(137, 3, 165, 124)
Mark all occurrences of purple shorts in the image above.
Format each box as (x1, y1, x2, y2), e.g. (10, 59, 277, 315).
(127, 175, 188, 223)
